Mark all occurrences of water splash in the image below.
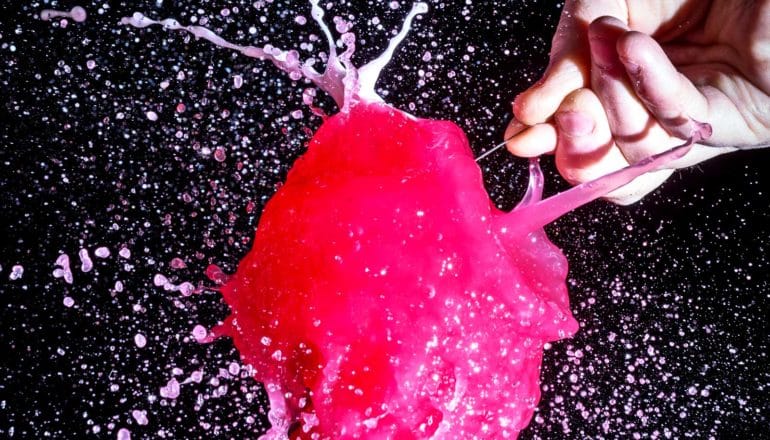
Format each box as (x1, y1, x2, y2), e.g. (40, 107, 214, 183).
(120, 2, 428, 110)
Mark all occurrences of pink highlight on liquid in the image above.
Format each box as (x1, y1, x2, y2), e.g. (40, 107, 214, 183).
(54, 253, 74, 284)
(152, 273, 168, 287)
(9, 265, 24, 281)
(183, 369, 204, 384)
(116, 428, 131, 440)
(131, 409, 149, 425)
(153, 272, 196, 296)
(159, 377, 180, 399)
(118, 247, 131, 259)
(191, 325, 208, 342)
(79, 248, 93, 273)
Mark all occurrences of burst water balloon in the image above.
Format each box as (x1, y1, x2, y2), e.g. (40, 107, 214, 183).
(121, 2, 710, 438)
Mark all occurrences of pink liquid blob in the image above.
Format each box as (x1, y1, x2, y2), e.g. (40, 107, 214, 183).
(213, 100, 706, 438)
(218, 100, 575, 437)
(122, 2, 710, 437)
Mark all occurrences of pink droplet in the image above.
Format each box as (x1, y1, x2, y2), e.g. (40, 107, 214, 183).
(302, 88, 316, 106)
(153, 274, 168, 287)
(159, 378, 180, 399)
(78, 249, 93, 273)
(55, 253, 70, 267)
(118, 247, 131, 259)
(192, 325, 208, 342)
(53, 254, 73, 284)
(94, 247, 111, 258)
(170, 257, 187, 269)
(9, 265, 24, 281)
(131, 409, 148, 425)
(178, 282, 195, 296)
(189, 370, 203, 383)
(63, 297, 75, 307)
(214, 147, 226, 162)
(70, 6, 87, 23)
(205, 264, 229, 285)
(134, 333, 147, 348)
(116, 428, 131, 440)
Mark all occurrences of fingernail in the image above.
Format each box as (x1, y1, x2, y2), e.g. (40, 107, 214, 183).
(623, 59, 641, 76)
(555, 112, 594, 137)
(590, 39, 616, 71)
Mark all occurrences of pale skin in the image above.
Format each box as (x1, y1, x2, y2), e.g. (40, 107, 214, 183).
(505, 0, 770, 204)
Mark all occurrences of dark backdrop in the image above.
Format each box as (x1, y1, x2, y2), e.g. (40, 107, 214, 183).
(1, 1, 768, 438)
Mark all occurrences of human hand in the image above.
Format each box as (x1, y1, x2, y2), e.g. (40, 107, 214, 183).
(505, 0, 770, 204)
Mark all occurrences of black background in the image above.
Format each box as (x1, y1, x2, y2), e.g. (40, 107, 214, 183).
(1, 0, 768, 439)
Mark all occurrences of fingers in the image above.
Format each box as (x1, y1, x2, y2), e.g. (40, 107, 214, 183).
(552, 89, 626, 184)
(588, 16, 677, 164)
(616, 30, 711, 140)
(553, 88, 672, 205)
(587, 17, 730, 172)
(615, 31, 738, 166)
(504, 3, 738, 203)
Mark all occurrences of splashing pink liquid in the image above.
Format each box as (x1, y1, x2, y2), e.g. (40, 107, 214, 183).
(220, 100, 576, 438)
(214, 101, 706, 438)
(123, 3, 709, 438)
